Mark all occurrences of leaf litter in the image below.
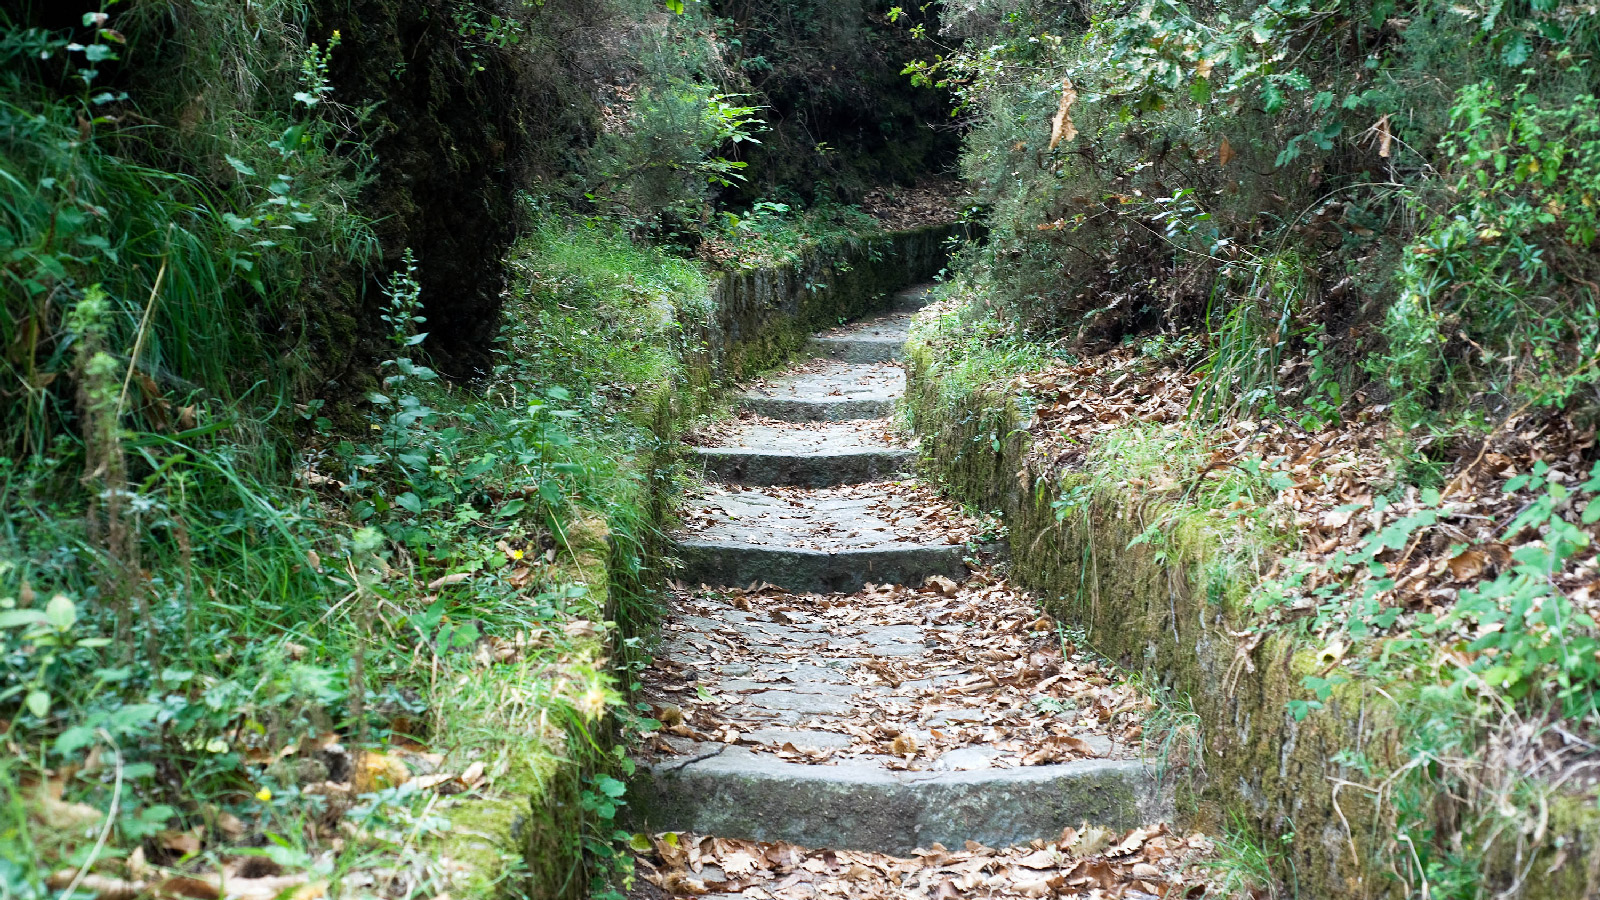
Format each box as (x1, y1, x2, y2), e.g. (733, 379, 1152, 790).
(679, 479, 984, 551)
(630, 825, 1214, 899)
(1002, 345, 1600, 669)
(641, 568, 1147, 770)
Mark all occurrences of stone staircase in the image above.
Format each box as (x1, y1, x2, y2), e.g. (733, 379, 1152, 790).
(630, 284, 1167, 858)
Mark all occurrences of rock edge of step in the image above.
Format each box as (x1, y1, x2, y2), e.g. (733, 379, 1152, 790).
(692, 447, 916, 488)
(628, 745, 1168, 856)
(738, 396, 896, 422)
(676, 541, 967, 595)
(807, 335, 904, 364)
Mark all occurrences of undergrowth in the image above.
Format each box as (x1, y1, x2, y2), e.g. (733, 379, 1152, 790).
(0, 6, 695, 896)
(908, 287, 1600, 897)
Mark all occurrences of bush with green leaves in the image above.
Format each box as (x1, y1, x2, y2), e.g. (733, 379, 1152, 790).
(900, 0, 1600, 435)
(1382, 83, 1600, 431)
(583, 9, 766, 236)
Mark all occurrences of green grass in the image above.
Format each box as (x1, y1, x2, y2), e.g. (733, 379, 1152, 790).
(907, 272, 1065, 405)
(1203, 811, 1299, 900)
(501, 216, 712, 419)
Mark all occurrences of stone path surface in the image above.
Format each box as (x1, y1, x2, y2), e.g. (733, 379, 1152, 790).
(630, 284, 1197, 898)
(689, 420, 914, 488)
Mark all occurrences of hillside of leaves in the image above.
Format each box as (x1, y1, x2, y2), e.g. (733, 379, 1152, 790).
(903, 0, 1600, 895)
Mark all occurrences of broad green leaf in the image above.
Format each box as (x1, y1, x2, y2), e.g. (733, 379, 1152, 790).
(45, 594, 76, 630)
(0, 610, 49, 629)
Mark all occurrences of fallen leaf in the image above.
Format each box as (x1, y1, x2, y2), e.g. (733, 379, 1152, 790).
(1015, 877, 1053, 897)
(46, 873, 146, 900)
(1071, 825, 1115, 856)
(1321, 508, 1355, 529)
(34, 792, 103, 830)
(1049, 79, 1079, 149)
(158, 827, 203, 857)
(1447, 548, 1488, 582)
(1014, 849, 1059, 869)
(427, 572, 471, 590)
(352, 752, 411, 794)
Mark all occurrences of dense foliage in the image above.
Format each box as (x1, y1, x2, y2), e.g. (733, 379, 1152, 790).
(915, 0, 1600, 436)
(0, 0, 951, 896)
(905, 0, 1600, 895)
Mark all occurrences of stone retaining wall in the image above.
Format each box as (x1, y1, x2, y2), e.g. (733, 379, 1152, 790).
(683, 224, 963, 390)
(903, 356, 1600, 900)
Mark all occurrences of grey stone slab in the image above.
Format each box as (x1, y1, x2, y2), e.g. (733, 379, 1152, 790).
(695, 446, 914, 488)
(730, 708, 802, 725)
(677, 486, 969, 593)
(741, 729, 854, 751)
(737, 364, 904, 423)
(734, 690, 855, 716)
(659, 737, 722, 756)
(808, 314, 914, 364)
(699, 422, 907, 456)
(679, 615, 737, 634)
(629, 746, 1168, 856)
(859, 624, 924, 645)
(757, 664, 852, 684)
(806, 337, 906, 364)
(927, 709, 989, 726)
(677, 542, 968, 595)
(893, 283, 938, 309)
(931, 747, 1004, 772)
(715, 679, 857, 697)
(863, 642, 928, 658)
(726, 624, 832, 645)
(1079, 734, 1117, 758)
(901, 672, 973, 690)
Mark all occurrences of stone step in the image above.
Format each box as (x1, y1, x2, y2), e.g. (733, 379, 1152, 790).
(691, 421, 914, 487)
(737, 363, 902, 423)
(674, 485, 968, 594)
(807, 312, 913, 364)
(893, 282, 938, 310)
(693, 448, 915, 488)
(629, 745, 1167, 856)
(807, 335, 905, 364)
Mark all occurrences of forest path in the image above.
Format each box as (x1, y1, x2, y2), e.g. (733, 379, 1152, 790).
(628, 285, 1207, 898)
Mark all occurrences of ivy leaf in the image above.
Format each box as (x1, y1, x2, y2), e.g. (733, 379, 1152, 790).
(1501, 32, 1530, 67)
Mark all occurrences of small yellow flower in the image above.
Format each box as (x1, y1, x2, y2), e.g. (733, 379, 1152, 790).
(511, 549, 525, 560)
(256, 787, 273, 802)
(578, 686, 610, 721)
